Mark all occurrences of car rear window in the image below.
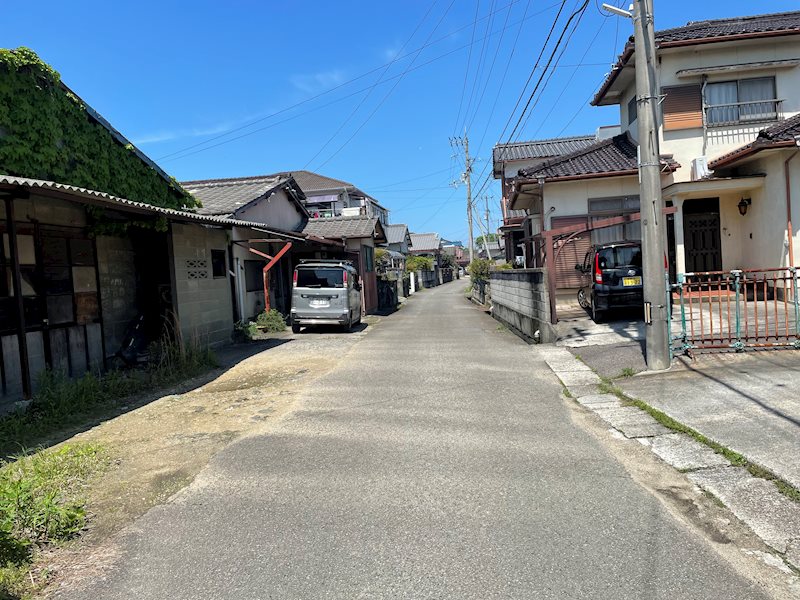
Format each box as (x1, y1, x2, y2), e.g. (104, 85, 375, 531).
(598, 246, 642, 269)
(296, 268, 345, 288)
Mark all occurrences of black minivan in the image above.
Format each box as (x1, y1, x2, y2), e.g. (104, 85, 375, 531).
(576, 241, 643, 322)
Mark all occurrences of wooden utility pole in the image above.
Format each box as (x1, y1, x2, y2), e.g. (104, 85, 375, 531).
(450, 135, 475, 263)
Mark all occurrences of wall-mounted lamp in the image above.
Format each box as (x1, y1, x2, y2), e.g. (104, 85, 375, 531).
(738, 197, 752, 216)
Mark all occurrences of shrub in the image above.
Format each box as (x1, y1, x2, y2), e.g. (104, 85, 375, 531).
(493, 262, 513, 270)
(406, 256, 434, 273)
(233, 320, 259, 342)
(255, 309, 286, 333)
(467, 259, 491, 283)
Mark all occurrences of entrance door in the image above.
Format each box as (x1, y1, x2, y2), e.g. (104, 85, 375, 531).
(683, 198, 722, 273)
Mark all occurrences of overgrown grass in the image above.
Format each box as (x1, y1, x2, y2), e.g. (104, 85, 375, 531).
(618, 367, 636, 378)
(256, 309, 286, 333)
(0, 337, 217, 458)
(596, 378, 800, 505)
(0, 443, 108, 599)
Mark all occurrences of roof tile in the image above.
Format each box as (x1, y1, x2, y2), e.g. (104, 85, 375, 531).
(302, 215, 383, 240)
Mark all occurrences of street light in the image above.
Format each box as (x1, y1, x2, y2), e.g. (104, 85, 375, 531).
(601, 3, 632, 18)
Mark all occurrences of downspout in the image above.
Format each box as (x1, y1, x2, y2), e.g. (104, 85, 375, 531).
(785, 149, 798, 268)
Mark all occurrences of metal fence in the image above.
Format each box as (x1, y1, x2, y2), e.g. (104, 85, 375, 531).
(671, 268, 800, 353)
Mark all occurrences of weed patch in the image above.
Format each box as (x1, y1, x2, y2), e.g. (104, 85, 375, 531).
(0, 338, 217, 458)
(0, 443, 108, 599)
(618, 367, 636, 378)
(256, 309, 286, 333)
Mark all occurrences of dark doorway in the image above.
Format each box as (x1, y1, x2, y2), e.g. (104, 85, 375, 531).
(129, 229, 174, 343)
(683, 198, 722, 273)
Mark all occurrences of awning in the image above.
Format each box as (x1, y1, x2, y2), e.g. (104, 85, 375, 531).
(662, 175, 766, 199)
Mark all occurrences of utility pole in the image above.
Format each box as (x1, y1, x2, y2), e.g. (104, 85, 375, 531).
(450, 135, 475, 263)
(632, 0, 670, 370)
(483, 194, 493, 260)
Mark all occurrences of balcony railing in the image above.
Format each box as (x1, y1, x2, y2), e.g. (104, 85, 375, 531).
(704, 99, 784, 128)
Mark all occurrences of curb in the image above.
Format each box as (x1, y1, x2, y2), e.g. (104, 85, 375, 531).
(544, 347, 800, 574)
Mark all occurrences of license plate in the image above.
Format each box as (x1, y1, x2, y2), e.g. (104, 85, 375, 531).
(622, 276, 642, 286)
(309, 300, 329, 308)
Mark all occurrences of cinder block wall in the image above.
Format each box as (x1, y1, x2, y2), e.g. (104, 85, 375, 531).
(489, 270, 556, 343)
(171, 224, 233, 347)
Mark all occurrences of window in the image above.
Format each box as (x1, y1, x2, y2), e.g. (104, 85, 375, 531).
(662, 85, 703, 131)
(295, 268, 345, 288)
(597, 246, 642, 269)
(211, 249, 226, 278)
(705, 77, 777, 126)
(244, 261, 263, 292)
(588, 196, 641, 245)
(627, 96, 638, 125)
(363, 246, 374, 272)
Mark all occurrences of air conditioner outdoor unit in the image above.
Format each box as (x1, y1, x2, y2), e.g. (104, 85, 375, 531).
(691, 156, 712, 181)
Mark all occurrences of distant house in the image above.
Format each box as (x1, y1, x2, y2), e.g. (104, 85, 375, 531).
(492, 134, 601, 265)
(303, 215, 387, 314)
(441, 240, 466, 266)
(182, 174, 337, 319)
(408, 232, 442, 257)
(290, 170, 389, 227)
(385, 224, 412, 254)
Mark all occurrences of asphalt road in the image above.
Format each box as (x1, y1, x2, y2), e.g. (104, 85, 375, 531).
(71, 282, 770, 599)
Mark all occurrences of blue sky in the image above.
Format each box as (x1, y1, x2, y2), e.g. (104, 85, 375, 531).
(6, 0, 798, 242)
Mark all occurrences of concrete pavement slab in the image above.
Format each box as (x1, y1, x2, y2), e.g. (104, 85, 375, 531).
(688, 467, 800, 558)
(619, 352, 800, 490)
(556, 369, 602, 387)
(640, 433, 731, 471)
(576, 394, 620, 406)
(567, 384, 602, 398)
(592, 407, 672, 438)
(544, 352, 592, 373)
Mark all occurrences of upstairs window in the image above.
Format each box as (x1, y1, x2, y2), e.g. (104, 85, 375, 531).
(705, 77, 778, 126)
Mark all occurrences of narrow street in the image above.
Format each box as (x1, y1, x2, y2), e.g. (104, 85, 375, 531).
(68, 283, 774, 599)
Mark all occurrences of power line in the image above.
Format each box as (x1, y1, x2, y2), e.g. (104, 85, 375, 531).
(301, 0, 440, 169)
(504, 0, 591, 143)
(312, 0, 458, 170)
(159, 0, 562, 165)
(460, 0, 497, 135)
(452, 0, 482, 136)
(364, 167, 453, 190)
(157, 0, 527, 163)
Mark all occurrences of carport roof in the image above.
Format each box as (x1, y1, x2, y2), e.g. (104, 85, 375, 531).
(302, 215, 386, 243)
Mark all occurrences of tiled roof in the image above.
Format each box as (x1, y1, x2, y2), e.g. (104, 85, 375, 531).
(289, 170, 354, 193)
(409, 232, 441, 252)
(385, 223, 410, 245)
(493, 135, 595, 164)
(709, 113, 800, 168)
(656, 11, 800, 43)
(516, 133, 678, 182)
(593, 11, 800, 106)
(182, 174, 295, 216)
(302, 215, 384, 241)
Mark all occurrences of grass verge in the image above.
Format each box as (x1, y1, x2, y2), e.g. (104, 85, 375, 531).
(595, 377, 800, 505)
(0, 337, 217, 459)
(1, 443, 109, 599)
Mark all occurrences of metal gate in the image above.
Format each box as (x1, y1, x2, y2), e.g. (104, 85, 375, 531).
(671, 268, 800, 353)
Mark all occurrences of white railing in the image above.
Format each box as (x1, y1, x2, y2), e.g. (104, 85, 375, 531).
(704, 99, 784, 128)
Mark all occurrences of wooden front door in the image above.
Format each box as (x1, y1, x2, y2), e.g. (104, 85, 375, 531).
(683, 198, 722, 273)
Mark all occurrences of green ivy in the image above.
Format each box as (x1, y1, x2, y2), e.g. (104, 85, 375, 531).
(0, 47, 196, 211)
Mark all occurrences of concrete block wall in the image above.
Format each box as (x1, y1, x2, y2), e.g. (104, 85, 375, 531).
(171, 223, 233, 347)
(96, 235, 138, 358)
(490, 269, 556, 343)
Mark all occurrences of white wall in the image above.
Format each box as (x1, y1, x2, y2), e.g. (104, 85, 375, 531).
(542, 175, 642, 229)
(616, 37, 800, 182)
(234, 188, 306, 232)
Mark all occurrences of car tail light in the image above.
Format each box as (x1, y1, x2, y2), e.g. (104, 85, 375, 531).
(594, 253, 603, 284)
(292, 270, 297, 287)
(343, 270, 348, 285)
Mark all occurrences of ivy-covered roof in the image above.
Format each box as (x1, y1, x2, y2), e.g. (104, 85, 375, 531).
(0, 47, 195, 210)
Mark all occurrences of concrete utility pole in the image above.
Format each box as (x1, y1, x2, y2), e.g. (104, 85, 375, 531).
(450, 135, 475, 263)
(632, 0, 671, 370)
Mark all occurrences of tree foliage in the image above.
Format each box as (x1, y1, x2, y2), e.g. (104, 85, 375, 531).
(405, 255, 434, 272)
(467, 258, 491, 282)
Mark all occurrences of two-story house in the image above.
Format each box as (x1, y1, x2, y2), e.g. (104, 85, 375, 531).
(508, 10, 800, 294)
(290, 170, 389, 227)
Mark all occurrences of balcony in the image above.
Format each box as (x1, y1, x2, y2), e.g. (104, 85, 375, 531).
(704, 99, 784, 128)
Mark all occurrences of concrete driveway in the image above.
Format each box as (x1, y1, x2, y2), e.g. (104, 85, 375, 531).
(65, 283, 775, 599)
